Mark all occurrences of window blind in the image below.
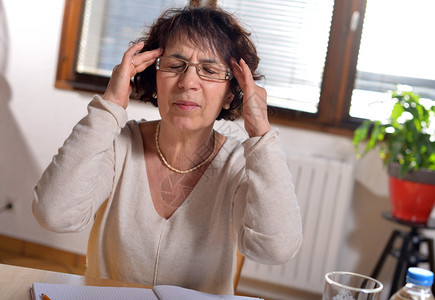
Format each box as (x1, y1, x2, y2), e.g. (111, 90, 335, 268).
(220, 0, 334, 113)
(77, 0, 188, 76)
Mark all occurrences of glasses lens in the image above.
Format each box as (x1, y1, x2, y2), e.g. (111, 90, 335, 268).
(158, 57, 187, 73)
(198, 63, 229, 81)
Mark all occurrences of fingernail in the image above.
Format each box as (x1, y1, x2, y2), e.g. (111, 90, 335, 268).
(240, 58, 246, 64)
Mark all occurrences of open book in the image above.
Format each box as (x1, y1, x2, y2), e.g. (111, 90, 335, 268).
(31, 282, 263, 300)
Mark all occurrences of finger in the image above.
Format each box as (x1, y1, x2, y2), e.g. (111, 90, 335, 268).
(131, 48, 163, 73)
(122, 42, 145, 63)
(238, 58, 255, 87)
(121, 42, 160, 70)
(231, 59, 254, 92)
(116, 42, 146, 77)
(231, 60, 244, 89)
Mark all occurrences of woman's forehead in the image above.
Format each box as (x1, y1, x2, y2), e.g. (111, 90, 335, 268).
(163, 34, 225, 62)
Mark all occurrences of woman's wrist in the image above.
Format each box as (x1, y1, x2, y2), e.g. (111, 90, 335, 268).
(246, 121, 271, 138)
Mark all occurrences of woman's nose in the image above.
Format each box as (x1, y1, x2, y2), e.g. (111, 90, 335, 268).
(177, 65, 200, 90)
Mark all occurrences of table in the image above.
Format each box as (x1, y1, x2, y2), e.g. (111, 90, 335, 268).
(371, 211, 435, 297)
(0, 263, 151, 299)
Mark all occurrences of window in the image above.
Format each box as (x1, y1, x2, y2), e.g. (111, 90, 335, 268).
(56, 0, 434, 135)
(221, 0, 335, 115)
(77, 0, 188, 77)
(350, 0, 435, 122)
(57, 0, 189, 92)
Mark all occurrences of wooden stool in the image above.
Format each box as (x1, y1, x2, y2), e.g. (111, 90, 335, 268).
(371, 212, 435, 297)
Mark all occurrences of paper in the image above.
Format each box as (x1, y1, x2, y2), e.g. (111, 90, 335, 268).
(153, 285, 263, 299)
(32, 283, 158, 300)
(31, 283, 263, 300)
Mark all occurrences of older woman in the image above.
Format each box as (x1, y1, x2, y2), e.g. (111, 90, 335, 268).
(32, 6, 302, 295)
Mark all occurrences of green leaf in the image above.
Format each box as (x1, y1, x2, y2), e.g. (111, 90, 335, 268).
(390, 102, 404, 123)
(353, 120, 371, 158)
(365, 121, 385, 153)
(399, 163, 411, 177)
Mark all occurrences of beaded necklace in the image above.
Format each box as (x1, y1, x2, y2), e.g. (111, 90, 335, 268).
(155, 122, 217, 174)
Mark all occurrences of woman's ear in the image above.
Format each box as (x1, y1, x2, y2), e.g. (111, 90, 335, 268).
(223, 93, 234, 110)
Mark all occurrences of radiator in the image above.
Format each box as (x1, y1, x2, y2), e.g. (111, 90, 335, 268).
(240, 153, 355, 294)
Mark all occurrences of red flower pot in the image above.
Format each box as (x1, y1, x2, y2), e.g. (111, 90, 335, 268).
(388, 164, 435, 223)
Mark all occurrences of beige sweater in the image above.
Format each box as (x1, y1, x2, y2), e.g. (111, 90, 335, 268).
(32, 95, 302, 295)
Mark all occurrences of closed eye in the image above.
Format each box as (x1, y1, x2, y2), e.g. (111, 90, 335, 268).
(160, 57, 187, 71)
(201, 63, 221, 74)
(168, 63, 185, 70)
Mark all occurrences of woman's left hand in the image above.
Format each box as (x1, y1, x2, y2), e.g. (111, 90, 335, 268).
(231, 59, 271, 137)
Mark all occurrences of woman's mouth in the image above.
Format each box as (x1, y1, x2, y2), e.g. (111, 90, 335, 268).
(174, 100, 200, 111)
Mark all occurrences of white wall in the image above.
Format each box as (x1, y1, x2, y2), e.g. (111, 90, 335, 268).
(0, 0, 398, 298)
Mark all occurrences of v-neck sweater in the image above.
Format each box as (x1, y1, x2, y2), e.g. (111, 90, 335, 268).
(32, 95, 303, 295)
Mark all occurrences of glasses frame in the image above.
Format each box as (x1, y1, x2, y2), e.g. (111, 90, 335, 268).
(155, 56, 232, 81)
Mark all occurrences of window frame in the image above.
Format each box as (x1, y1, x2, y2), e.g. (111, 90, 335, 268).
(55, 0, 367, 136)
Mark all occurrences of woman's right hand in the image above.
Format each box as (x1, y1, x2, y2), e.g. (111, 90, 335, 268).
(102, 42, 163, 109)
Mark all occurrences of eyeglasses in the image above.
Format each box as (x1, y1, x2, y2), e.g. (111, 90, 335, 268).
(156, 56, 232, 81)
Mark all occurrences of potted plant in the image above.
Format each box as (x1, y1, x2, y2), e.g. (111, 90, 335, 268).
(353, 87, 435, 223)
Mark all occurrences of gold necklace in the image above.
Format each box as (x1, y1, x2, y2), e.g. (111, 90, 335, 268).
(155, 121, 217, 174)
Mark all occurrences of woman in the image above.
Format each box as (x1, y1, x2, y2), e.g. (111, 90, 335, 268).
(32, 6, 302, 295)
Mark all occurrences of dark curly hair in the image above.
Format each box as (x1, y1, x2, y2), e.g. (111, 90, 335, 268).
(132, 6, 262, 121)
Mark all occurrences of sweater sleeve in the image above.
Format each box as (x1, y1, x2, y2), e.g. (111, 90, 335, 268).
(233, 129, 303, 265)
(32, 95, 128, 233)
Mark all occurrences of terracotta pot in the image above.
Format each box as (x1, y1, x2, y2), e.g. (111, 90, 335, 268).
(388, 164, 435, 223)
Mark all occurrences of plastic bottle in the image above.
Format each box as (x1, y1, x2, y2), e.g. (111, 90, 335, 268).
(390, 267, 435, 300)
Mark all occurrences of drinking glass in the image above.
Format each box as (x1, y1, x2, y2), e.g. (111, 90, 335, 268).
(322, 271, 383, 300)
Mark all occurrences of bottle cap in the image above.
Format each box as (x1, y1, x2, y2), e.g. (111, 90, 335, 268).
(407, 267, 434, 286)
